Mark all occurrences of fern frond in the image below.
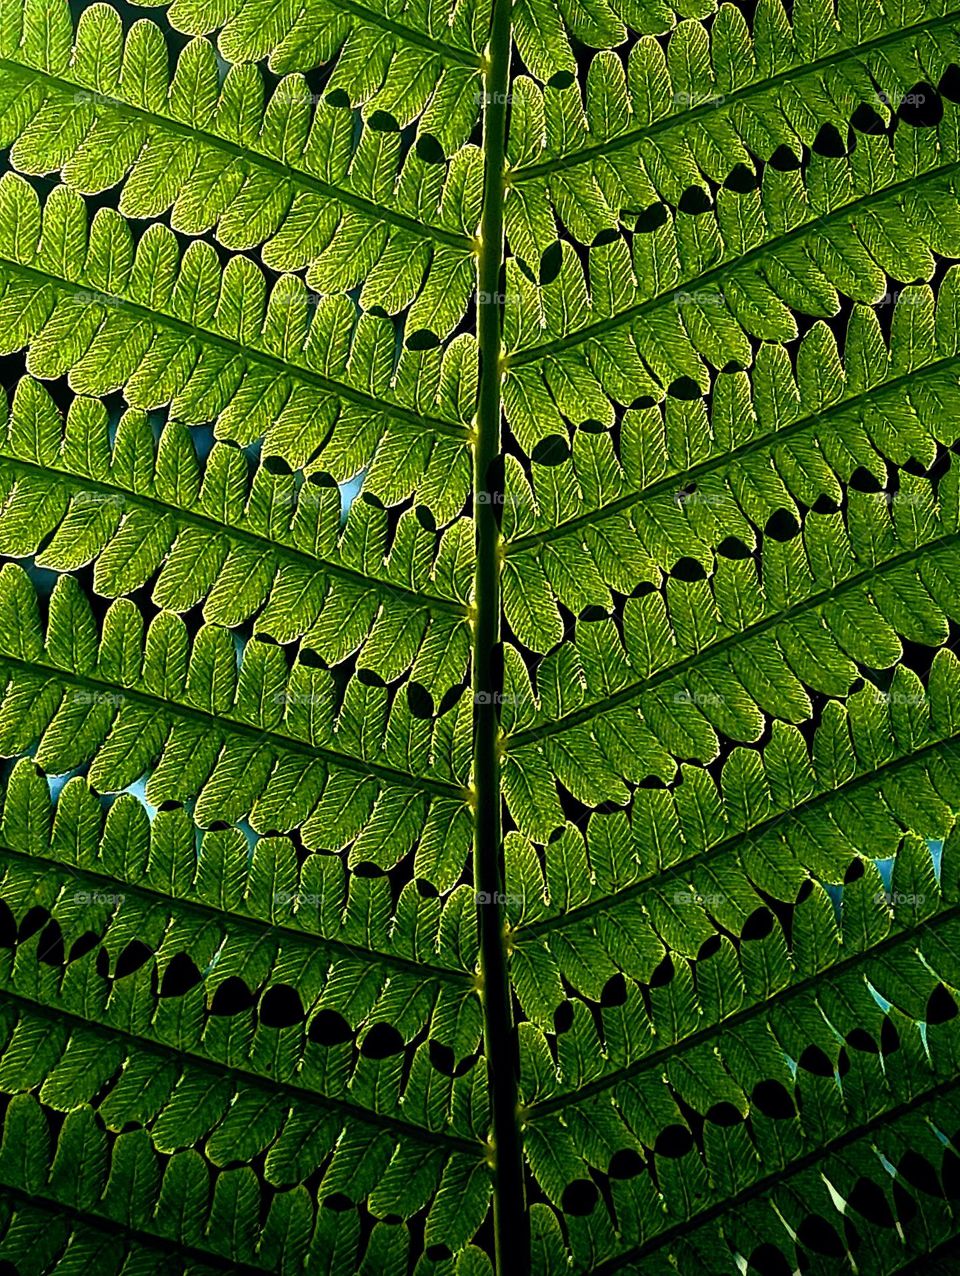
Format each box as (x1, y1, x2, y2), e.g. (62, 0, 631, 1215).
(502, 104, 960, 417)
(0, 757, 475, 977)
(0, 563, 474, 851)
(512, 814, 959, 1268)
(0, 758, 489, 1267)
(501, 452, 960, 835)
(4, 0, 960, 1265)
(160, 0, 486, 76)
(508, 4, 960, 196)
(499, 278, 960, 647)
(0, 379, 474, 693)
(0, 175, 477, 515)
(510, 695, 959, 972)
(1, 0, 485, 347)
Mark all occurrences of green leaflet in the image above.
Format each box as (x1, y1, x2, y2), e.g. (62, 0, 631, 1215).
(1, 0, 960, 1269)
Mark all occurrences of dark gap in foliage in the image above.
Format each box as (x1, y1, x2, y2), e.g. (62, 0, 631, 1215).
(61, 561, 110, 632)
(747, 1242, 794, 1276)
(114, 939, 153, 980)
(17, 905, 49, 944)
(852, 1173, 898, 1224)
(899, 1149, 947, 1197)
(898, 632, 954, 685)
(0, 350, 28, 405)
(653, 1121, 695, 1159)
(560, 1176, 599, 1215)
(751, 1078, 796, 1120)
(677, 186, 714, 216)
(41, 1104, 69, 1158)
(158, 950, 203, 997)
(428, 1039, 476, 1078)
(0, 898, 16, 949)
(702, 732, 746, 789)
(898, 83, 943, 129)
(570, 36, 594, 90)
(813, 292, 854, 360)
(35, 918, 65, 965)
(846, 1025, 879, 1053)
(307, 1007, 353, 1046)
(926, 984, 958, 1025)
(359, 1020, 406, 1059)
(258, 983, 305, 1028)
(850, 103, 887, 135)
(811, 122, 851, 158)
(209, 975, 256, 1017)
(797, 1213, 846, 1257)
(941, 1144, 960, 1198)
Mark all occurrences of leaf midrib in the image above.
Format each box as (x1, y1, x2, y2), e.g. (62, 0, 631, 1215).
(508, 526, 960, 748)
(0, 1182, 267, 1275)
(472, 0, 528, 1266)
(0, 986, 480, 1151)
(0, 843, 471, 984)
(507, 159, 960, 364)
(505, 351, 960, 556)
(294, 0, 482, 63)
(519, 729, 960, 939)
(0, 652, 467, 798)
(510, 10, 960, 182)
(525, 896, 960, 1117)
(0, 257, 469, 438)
(1, 57, 475, 247)
(1, 453, 466, 615)
(593, 1070, 960, 1274)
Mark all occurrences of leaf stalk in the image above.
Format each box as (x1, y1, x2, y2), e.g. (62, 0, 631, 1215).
(473, 0, 529, 1267)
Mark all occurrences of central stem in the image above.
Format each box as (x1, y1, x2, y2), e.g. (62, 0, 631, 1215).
(472, 1, 527, 1271)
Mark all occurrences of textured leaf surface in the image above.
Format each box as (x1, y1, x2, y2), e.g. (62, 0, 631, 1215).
(2, 0, 960, 1269)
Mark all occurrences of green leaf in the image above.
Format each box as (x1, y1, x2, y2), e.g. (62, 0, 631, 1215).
(1, 0, 960, 1267)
